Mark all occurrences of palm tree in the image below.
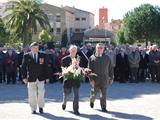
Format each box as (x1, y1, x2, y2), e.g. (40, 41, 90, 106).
(4, 0, 50, 47)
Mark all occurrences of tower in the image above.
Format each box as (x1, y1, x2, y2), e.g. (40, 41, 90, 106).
(99, 7, 108, 29)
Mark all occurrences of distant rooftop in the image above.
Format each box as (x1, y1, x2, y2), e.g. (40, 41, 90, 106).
(63, 6, 94, 16)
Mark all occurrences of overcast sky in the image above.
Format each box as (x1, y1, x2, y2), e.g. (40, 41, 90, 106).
(1, 0, 160, 25)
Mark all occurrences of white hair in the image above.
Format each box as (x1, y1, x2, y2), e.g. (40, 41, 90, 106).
(152, 45, 157, 49)
(96, 43, 104, 48)
(69, 45, 77, 52)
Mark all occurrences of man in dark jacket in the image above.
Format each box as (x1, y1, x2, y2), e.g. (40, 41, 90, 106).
(138, 49, 149, 82)
(18, 46, 29, 83)
(115, 48, 129, 83)
(21, 42, 49, 114)
(61, 45, 83, 115)
(78, 45, 93, 82)
(5, 48, 18, 84)
(0, 45, 6, 83)
(88, 43, 114, 112)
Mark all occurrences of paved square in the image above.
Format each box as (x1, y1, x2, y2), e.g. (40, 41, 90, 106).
(0, 82, 160, 120)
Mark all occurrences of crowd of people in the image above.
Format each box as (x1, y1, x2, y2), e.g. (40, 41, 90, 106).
(0, 43, 160, 84)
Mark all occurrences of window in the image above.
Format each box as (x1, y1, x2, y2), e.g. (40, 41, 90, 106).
(56, 19, 61, 22)
(81, 29, 86, 32)
(56, 14, 61, 22)
(75, 18, 80, 21)
(50, 28, 54, 32)
(82, 17, 86, 21)
(75, 28, 80, 32)
(56, 28, 61, 34)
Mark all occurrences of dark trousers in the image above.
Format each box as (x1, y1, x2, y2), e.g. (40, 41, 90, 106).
(114, 67, 119, 81)
(0, 72, 2, 83)
(90, 86, 107, 109)
(138, 68, 147, 82)
(7, 72, 16, 84)
(63, 87, 79, 112)
(149, 65, 160, 82)
(130, 67, 139, 83)
(119, 70, 128, 83)
(18, 66, 22, 81)
(0, 71, 6, 83)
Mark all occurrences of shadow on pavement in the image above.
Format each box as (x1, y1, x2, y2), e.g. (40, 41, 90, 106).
(38, 112, 77, 120)
(108, 110, 153, 120)
(68, 111, 117, 120)
(107, 83, 160, 100)
(0, 83, 160, 103)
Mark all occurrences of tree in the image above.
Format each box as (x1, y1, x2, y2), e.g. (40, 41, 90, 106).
(4, 0, 50, 47)
(39, 29, 52, 43)
(123, 4, 160, 46)
(116, 28, 126, 44)
(0, 18, 9, 44)
(61, 29, 68, 47)
(0, 18, 5, 43)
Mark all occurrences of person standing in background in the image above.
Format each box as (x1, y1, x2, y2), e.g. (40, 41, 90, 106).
(5, 48, 18, 84)
(0, 45, 6, 83)
(128, 46, 140, 83)
(18, 45, 30, 83)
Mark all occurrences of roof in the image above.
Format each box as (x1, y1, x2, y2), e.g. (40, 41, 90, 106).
(63, 6, 94, 16)
(84, 27, 112, 38)
(42, 3, 65, 14)
(71, 33, 84, 42)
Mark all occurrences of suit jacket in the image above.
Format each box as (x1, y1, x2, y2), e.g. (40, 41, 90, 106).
(0, 52, 6, 72)
(21, 52, 49, 82)
(115, 53, 129, 72)
(61, 55, 82, 88)
(78, 49, 93, 68)
(5, 53, 18, 72)
(139, 53, 149, 69)
(18, 52, 24, 66)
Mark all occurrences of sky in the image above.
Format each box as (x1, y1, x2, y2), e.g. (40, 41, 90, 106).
(1, 0, 160, 25)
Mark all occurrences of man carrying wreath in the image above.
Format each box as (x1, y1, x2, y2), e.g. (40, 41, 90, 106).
(61, 45, 83, 115)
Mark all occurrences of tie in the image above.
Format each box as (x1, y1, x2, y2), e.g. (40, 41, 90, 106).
(33, 54, 37, 62)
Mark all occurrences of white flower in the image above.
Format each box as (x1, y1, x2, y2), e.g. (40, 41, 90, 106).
(72, 58, 77, 66)
(74, 68, 81, 77)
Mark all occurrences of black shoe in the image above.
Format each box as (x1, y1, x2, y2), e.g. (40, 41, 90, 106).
(102, 108, 108, 112)
(32, 111, 37, 114)
(90, 102, 94, 108)
(62, 104, 66, 110)
(74, 111, 80, 115)
(39, 108, 43, 114)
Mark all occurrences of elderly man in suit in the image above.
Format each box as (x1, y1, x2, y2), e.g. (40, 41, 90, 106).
(22, 42, 49, 114)
(61, 45, 83, 115)
(88, 43, 114, 112)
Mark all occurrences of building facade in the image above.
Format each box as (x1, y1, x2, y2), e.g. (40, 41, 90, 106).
(0, 2, 95, 45)
(63, 6, 94, 33)
(106, 19, 123, 33)
(63, 6, 94, 44)
(37, 4, 95, 45)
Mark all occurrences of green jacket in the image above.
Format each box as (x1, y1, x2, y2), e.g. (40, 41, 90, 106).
(88, 54, 114, 86)
(128, 51, 140, 68)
